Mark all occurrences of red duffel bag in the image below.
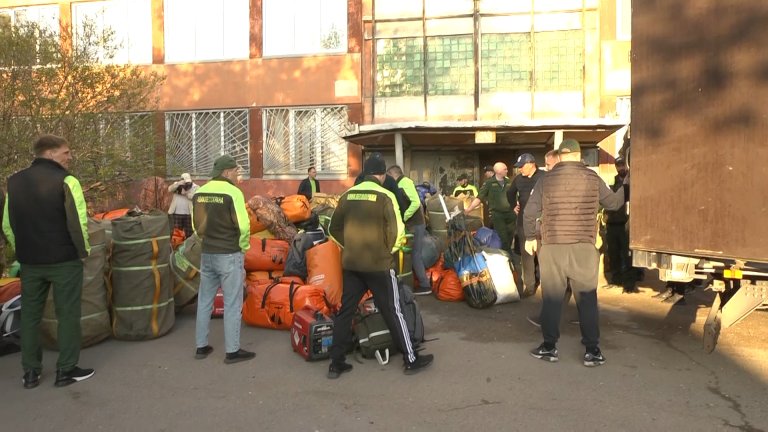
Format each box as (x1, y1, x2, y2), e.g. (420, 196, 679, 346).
(279, 195, 311, 223)
(433, 268, 464, 302)
(244, 237, 290, 272)
(243, 280, 329, 330)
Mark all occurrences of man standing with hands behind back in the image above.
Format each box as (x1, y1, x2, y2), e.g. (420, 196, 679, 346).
(523, 139, 625, 367)
(3, 134, 94, 389)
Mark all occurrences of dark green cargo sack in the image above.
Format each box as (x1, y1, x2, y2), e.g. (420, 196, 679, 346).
(110, 210, 175, 340)
(170, 233, 203, 309)
(354, 299, 395, 365)
(40, 219, 111, 349)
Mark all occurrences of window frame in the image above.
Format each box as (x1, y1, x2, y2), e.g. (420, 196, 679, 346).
(262, 0, 348, 58)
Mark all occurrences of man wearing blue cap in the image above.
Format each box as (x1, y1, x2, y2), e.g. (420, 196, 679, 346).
(508, 153, 544, 298)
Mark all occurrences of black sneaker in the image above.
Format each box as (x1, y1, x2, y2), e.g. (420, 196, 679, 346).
(530, 344, 559, 362)
(526, 315, 541, 328)
(224, 349, 255, 364)
(55, 366, 95, 387)
(194, 345, 214, 359)
(413, 286, 432, 296)
(404, 353, 434, 375)
(584, 348, 606, 367)
(22, 370, 41, 389)
(623, 286, 640, 294)
(327, 361, 353, 379)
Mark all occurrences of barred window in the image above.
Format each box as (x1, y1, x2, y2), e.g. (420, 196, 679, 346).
(426, 35, 474, 96)
(534, 30, 583, 91)
(376, 38, 425, 97)
(481, 33, 532, 92)
(263, 106, 349, 176)
(165, 110, 250, 178)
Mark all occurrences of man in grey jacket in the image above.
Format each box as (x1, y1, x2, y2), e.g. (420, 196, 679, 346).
(523, 139, 626, 367)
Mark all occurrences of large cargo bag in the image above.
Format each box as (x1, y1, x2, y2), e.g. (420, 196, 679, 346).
(170, 233, 203, 309)
(244, 237, 290, 272)
(309, 193, 339, 210)
(243, 280, 328, 330)
(41, 220, 111, 348)
(482, 249, 520, 304)
(306, 240, 343, 311)
(110, 211, 175, 340)
(0, 278, 21, 304)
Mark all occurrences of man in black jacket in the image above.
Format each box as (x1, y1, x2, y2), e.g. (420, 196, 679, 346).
(523, 139, 625, 367)
(297, 166, 320, 200)
(508, 153, 544, 297)
(3, 135, 94, 388)
(603, 157, 638, 293)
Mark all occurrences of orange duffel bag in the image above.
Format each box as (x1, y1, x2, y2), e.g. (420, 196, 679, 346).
(0, 278, 22, 304)
(243, 280, 329, 330)
(433, 268, 464, 302)
(245, 270, 284, 284)
(306, 240, 343, 311)
(244, 237, 290, 272)
(279, 195, 311, 223)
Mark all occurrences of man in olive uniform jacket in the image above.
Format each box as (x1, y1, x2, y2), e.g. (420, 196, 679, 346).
(464, 162, 516, 251)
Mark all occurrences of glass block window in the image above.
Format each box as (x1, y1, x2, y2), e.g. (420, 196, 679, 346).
(481, 33, 532, 92)
(165, 110, 250, 178)
(263, 106, 349, 175)
(376, 38, 425, 97)
(426, 35, 473, 96)
(533, 30, 583, 91)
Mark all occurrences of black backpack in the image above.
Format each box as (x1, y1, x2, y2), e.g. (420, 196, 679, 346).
(398, 284, 424, 349)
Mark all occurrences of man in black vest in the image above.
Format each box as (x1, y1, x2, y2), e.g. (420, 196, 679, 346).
(3, 135, 94, 388)
(508, 153, 544, 298)
(523, 139, 626, 367)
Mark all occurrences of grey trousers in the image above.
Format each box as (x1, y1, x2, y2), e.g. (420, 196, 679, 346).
(538, 243, 600, 349)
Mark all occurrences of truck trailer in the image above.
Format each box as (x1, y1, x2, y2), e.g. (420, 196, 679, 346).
(630, 0, 768, 351)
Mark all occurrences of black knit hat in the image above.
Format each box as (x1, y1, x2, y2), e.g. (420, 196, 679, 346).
(363, 156, 387, 175)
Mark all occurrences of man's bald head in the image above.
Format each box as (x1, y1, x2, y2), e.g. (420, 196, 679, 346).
(493, 162, 508, 179)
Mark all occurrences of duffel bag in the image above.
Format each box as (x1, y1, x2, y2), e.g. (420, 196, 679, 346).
(279, 194, 311, 223)
(474, 227, 502, 249)
(482, 249, 520, 304)
(170, 233, 203, 309)
(243, 280, 328, 330)
(247, 195, 298, 241)
(246, 270, 284, 283)
(247, 206, 268, 234)
(433, 268, 464, 302)
(244, 237, 290, 272)
(306, 240, 343, 311)
(309, 193, 339, 210)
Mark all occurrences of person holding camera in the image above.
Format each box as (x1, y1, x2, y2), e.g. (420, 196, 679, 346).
(168, 173, 199, 238)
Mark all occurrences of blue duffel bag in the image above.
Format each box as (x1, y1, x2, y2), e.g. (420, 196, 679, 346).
(473, 227, 502, 249)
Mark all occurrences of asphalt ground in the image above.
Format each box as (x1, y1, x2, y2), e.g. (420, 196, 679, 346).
(1, 271, 767, 432)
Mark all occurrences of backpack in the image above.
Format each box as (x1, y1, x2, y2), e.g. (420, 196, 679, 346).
(354, 299, 396, 365)
(398, 284, 424, 348)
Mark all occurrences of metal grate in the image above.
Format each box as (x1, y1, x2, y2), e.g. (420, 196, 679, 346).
(263, 106, 349, 175)
(165, 109, 250, 178)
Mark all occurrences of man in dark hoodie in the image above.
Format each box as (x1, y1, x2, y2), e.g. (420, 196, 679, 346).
(354, 153, 409, 219)
(326, 156, 434, 379)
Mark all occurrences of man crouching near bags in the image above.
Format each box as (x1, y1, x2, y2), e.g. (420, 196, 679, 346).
(326, 156, 434, 379)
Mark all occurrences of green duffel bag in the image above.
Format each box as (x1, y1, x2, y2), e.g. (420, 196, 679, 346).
(40, 220, 111, 349)
(110, 210, 175, 340)
(170, 233, 203, 310)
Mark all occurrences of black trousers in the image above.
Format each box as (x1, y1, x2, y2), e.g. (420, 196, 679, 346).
(606, 223, 637, 288)
(539, 243, 600, 349)
(330, 269, 416, 364)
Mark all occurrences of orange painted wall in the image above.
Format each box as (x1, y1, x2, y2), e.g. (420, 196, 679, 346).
(142, 55, 362, 111)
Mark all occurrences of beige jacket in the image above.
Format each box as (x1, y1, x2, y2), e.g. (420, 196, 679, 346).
(167, 181, 199, 215)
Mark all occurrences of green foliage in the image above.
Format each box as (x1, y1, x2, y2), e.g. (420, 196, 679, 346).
(0, 19, 165, 194)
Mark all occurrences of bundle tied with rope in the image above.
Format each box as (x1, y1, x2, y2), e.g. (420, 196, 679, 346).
(439, 195, 497, 309)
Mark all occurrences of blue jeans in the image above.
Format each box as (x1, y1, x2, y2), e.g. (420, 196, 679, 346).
(196, 252, 245, 354)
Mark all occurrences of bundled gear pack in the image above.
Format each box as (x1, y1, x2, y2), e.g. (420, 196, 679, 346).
(41, 220, 111, 349)
(170, 233, 203, 309)
(290, 307, 334, 361)
(305, 239, 343, 311)
(482, 249, 520, 304)
(109, 210, 175, 340)
(242, 279, 329, 330)
(440, 196, 497, 309)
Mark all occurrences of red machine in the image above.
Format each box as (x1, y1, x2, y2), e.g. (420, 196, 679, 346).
(290, 307, 334, 361)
